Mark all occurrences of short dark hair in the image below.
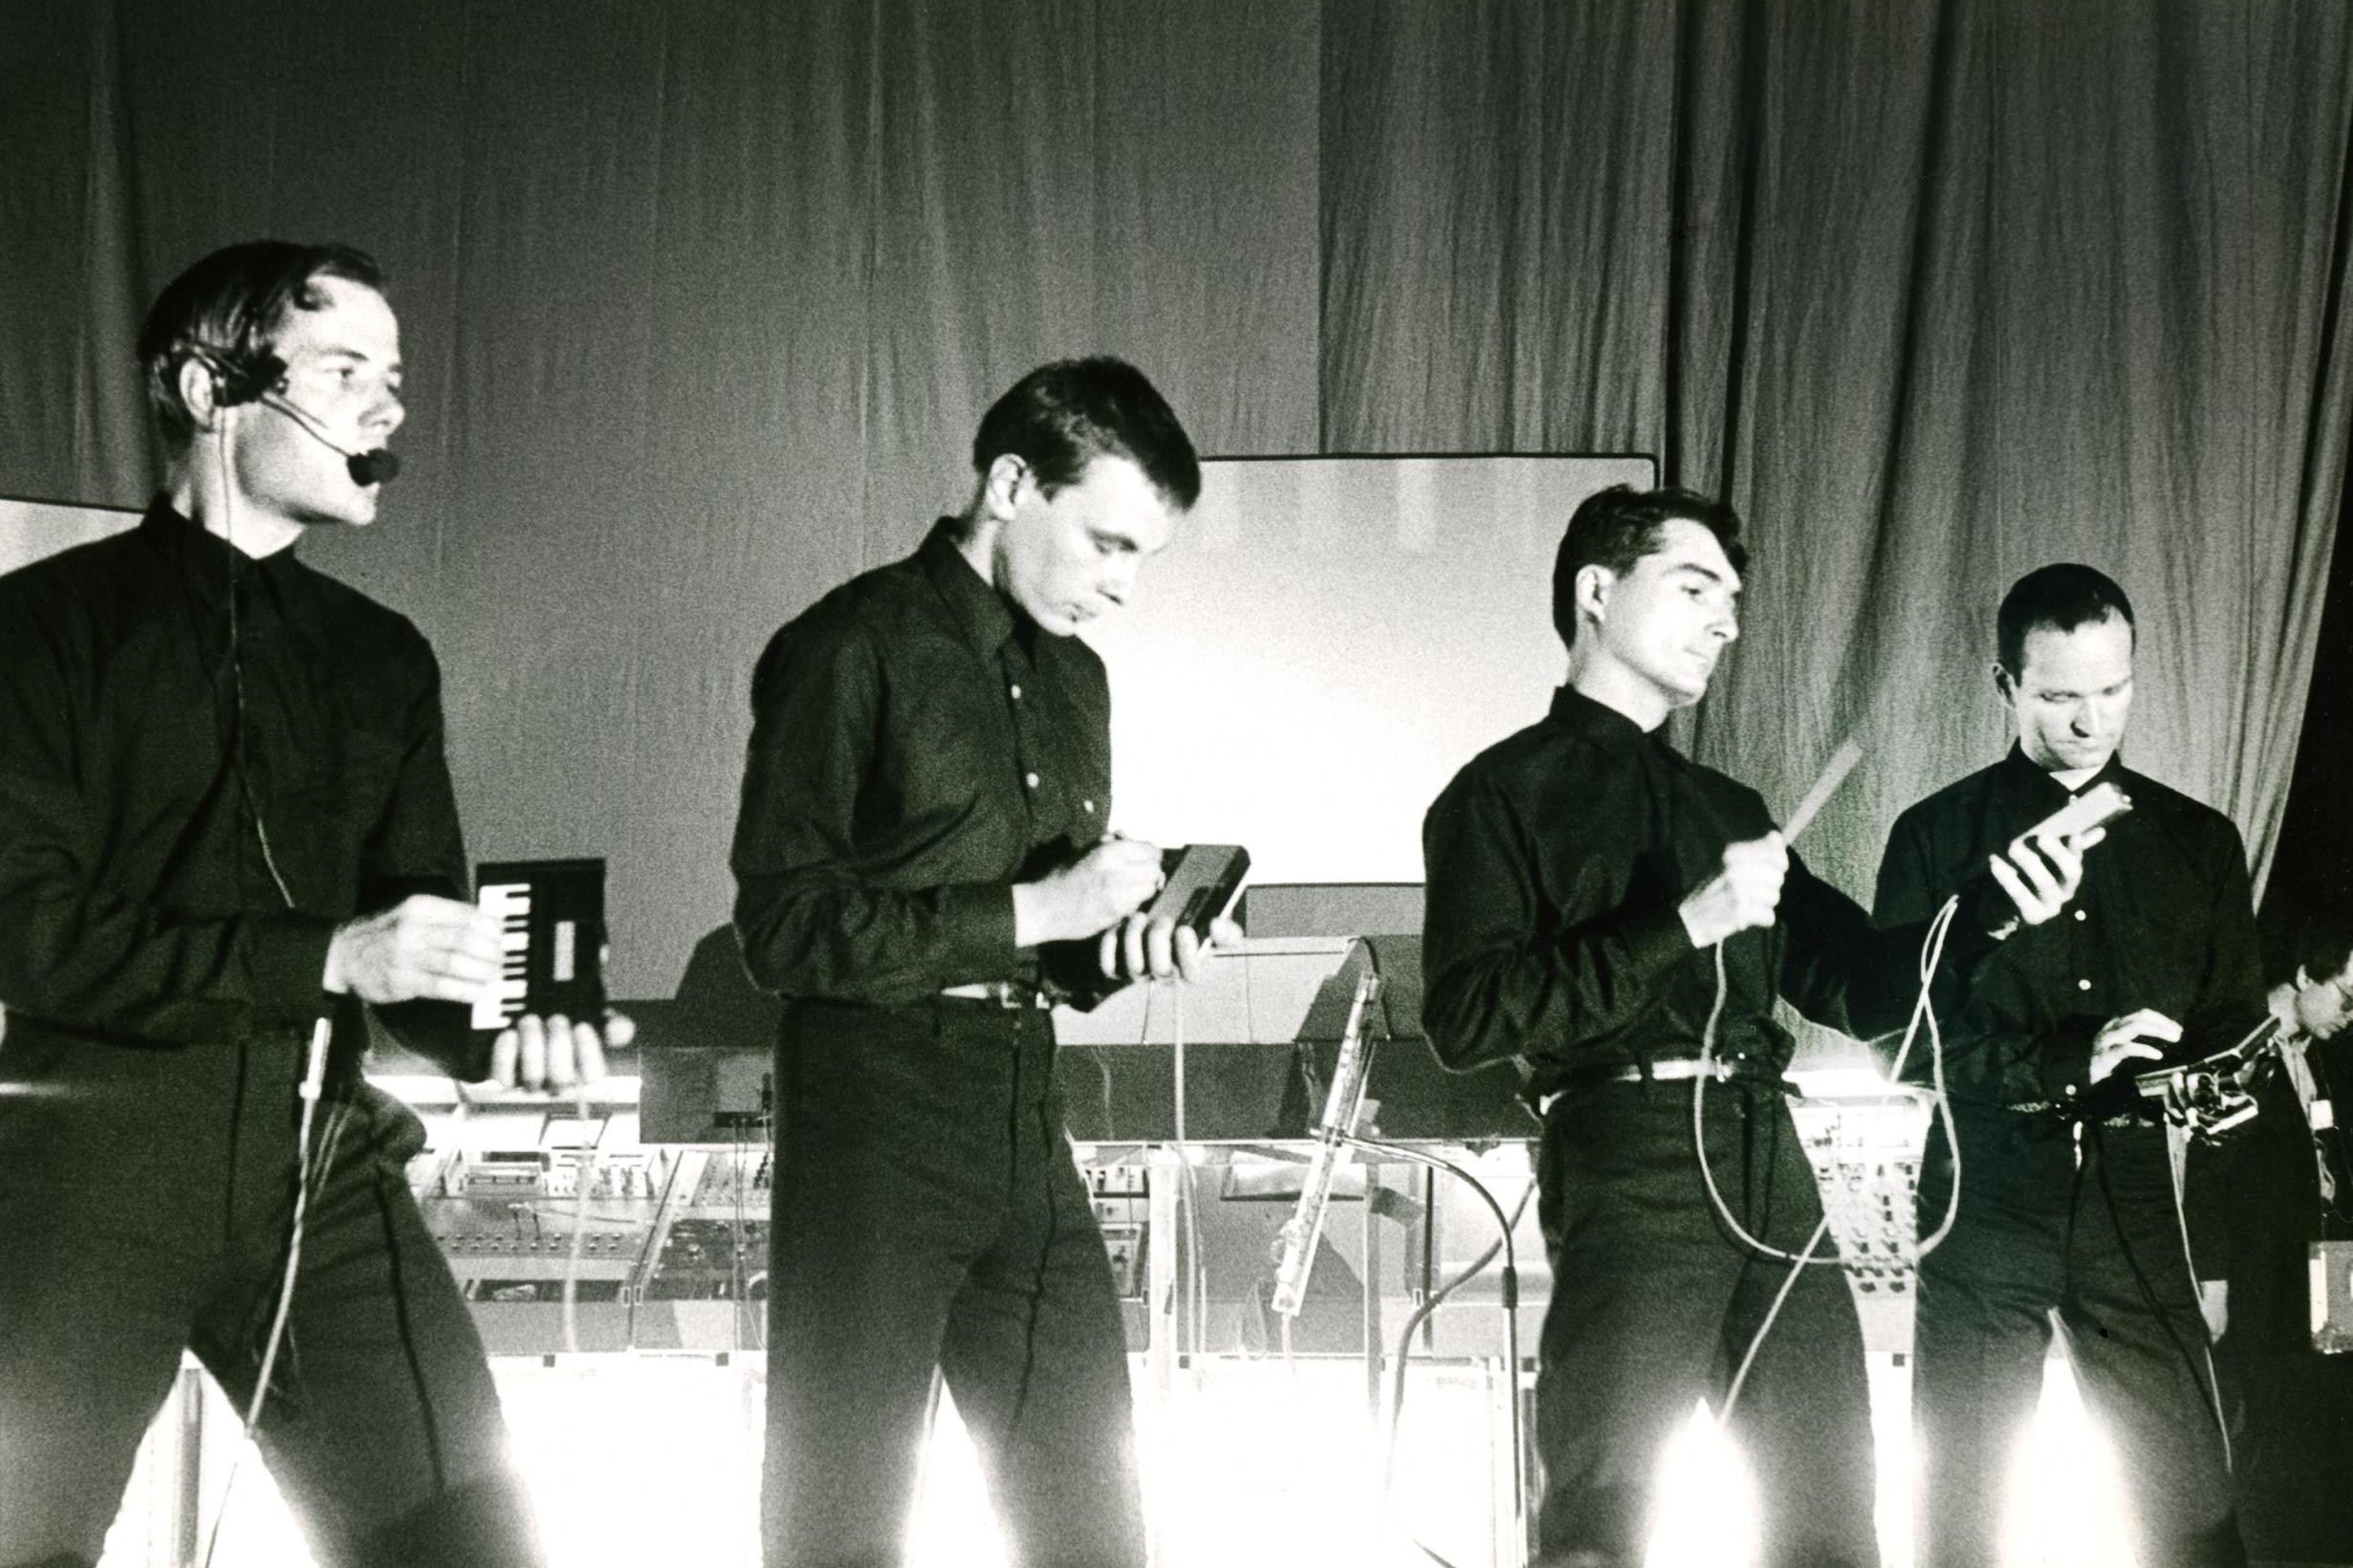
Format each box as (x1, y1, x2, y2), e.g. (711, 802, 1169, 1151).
(970, 357, 1200, 511)
(2293, 912, 2353, 990)
(138, 240, 387, 448)
(1551, 485, 1747, 647)
(1995, 563, 2136, 676)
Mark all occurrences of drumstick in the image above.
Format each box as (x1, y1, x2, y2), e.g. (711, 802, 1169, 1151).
(1782, 739, 1863, 844)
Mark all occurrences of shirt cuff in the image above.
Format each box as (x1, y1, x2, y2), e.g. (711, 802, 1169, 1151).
(251, 911, 340, 1025)
(1618, 903, 1699, 983)
(939, 882, 1021, 981)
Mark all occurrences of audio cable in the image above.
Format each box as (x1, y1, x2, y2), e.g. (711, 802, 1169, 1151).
(1345, 1135, 1527, 1568)
(1378, 1172, 1536, 1568)
(1700, 895, 1962, 1431)
(200, 1018, 333, 1568)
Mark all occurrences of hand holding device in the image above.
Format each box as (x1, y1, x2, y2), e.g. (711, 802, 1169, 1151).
(1988, 780, 2128, 929)
(2090, 1008, 2182, 1084)
(1015, 836, 1167, 946)
(324, 894, 504, 1005)
(1095, 843, 1250, 983)
(1680, 834, 1789, 947)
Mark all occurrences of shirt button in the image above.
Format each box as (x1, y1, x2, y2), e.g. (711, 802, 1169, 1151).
(1081, 798, 1096, 814)
(1009, 684, 1022, 700)
(2077, 978, 2092, 991)
(1024, 772, 1040, 789)
(2074, 909, 2088, 922)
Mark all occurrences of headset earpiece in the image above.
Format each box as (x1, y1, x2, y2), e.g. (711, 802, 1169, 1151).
(191, 348, 286, 410)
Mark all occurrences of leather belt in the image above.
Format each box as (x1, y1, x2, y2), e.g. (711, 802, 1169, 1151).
(1539, 1057, 1786, 1116)
(2002, 1099, 2151, 1129)
(939, 980, 1053, 1010)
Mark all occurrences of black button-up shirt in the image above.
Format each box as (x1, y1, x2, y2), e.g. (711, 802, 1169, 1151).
(0, 499, 468, 1061)
(730, 520, 1112, 1007)
(1872, 747, 2264, 1107)
(1421, 686, 1926, 1102)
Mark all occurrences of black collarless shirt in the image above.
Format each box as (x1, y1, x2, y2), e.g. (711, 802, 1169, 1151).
(730, 520, 1113, 1007)
(1421, 686, 1926, 1101)
(1872, 747, 2264, 1107)
(0, 498, 468, 1055)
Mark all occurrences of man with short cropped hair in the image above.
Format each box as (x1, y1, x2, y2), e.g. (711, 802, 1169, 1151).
(1875, 562, 2261, 1567)
(733, 357, 1223, 1568)
(0, 241, 612, 1566)
(1421, 487, 2090, 1568)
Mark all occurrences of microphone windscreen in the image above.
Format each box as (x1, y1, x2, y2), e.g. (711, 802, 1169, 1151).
(347, 449, 402, 487)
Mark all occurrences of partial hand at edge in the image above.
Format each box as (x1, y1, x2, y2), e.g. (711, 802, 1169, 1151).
(1096, 912, 1245, 985)
(479, 1010, 635, 1093)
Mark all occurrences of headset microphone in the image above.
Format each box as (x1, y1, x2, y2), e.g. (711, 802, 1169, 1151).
(260, 393, 402, 488)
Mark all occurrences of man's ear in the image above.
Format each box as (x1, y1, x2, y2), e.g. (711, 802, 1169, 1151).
(177, 356, 227, 435)
(980, 452, 1028, 523)
(1576, 563, 1614, 632)
(1991, 661, 2016, 706)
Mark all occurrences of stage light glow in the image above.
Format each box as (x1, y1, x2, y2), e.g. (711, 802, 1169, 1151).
(1996, 1352, 2139, 1568)
(1644, 1402, 1756, 1568)
(101, 1338, 2160, 1567)
(907, 1386, 1009, 1568)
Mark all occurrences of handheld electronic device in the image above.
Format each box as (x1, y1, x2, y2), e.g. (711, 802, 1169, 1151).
(473, 859, 607, 1034)
(1146, 843, 1250, 939)
(2028, 779, 2133, 844)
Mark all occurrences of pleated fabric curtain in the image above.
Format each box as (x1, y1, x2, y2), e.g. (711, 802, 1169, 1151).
(2, 0, 2346, 992)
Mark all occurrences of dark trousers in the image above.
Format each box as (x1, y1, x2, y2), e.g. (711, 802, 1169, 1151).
(1913, 1111, 2241, 1568)
(0, 1027, 539, 1568)
(763, 997, 1144, 1568)
(1535, 1078, 1878, 1568)
(2211, 1074, 2353, 1560)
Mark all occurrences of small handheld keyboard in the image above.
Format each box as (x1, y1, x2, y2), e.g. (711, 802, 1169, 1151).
(472, 859, 607, 1033)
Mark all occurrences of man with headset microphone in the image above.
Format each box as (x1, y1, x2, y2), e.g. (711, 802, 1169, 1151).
(0, 241, 614, 1566)
(1420, 486, 2097, 1568)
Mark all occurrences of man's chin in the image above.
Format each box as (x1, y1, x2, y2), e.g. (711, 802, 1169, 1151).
(297, 499, 378, 529)
(2042, 745, 2117, 773)
(1660, 667, 1713, 705)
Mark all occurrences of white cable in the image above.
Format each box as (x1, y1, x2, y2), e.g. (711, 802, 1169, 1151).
(563, 1082, 592, 1356)
(1692, 895, 1962, 1264)
(1689, 944, 1825, 1267)
(1701, 896, 1963, 1433)
(1348, 1135, 1527, 1568)
(202, 1018, 332, 1568)
(1894, 899, 1964, 1255)
(1719, 1217, 1831, 1430)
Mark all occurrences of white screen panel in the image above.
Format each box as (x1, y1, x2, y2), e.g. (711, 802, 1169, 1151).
(1084, 455, 1652, 884)
(1, 494, 142, 574)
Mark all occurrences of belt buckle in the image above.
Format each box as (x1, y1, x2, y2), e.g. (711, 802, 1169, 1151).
(989, 980, 1026, 1011)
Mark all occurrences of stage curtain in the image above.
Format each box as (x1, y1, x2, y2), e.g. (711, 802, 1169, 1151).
(1323, 0, 2353, 904)
(0, 1, 2345, 992)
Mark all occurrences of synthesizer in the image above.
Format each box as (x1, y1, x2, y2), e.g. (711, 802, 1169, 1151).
(472, 858, 607, 1033)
